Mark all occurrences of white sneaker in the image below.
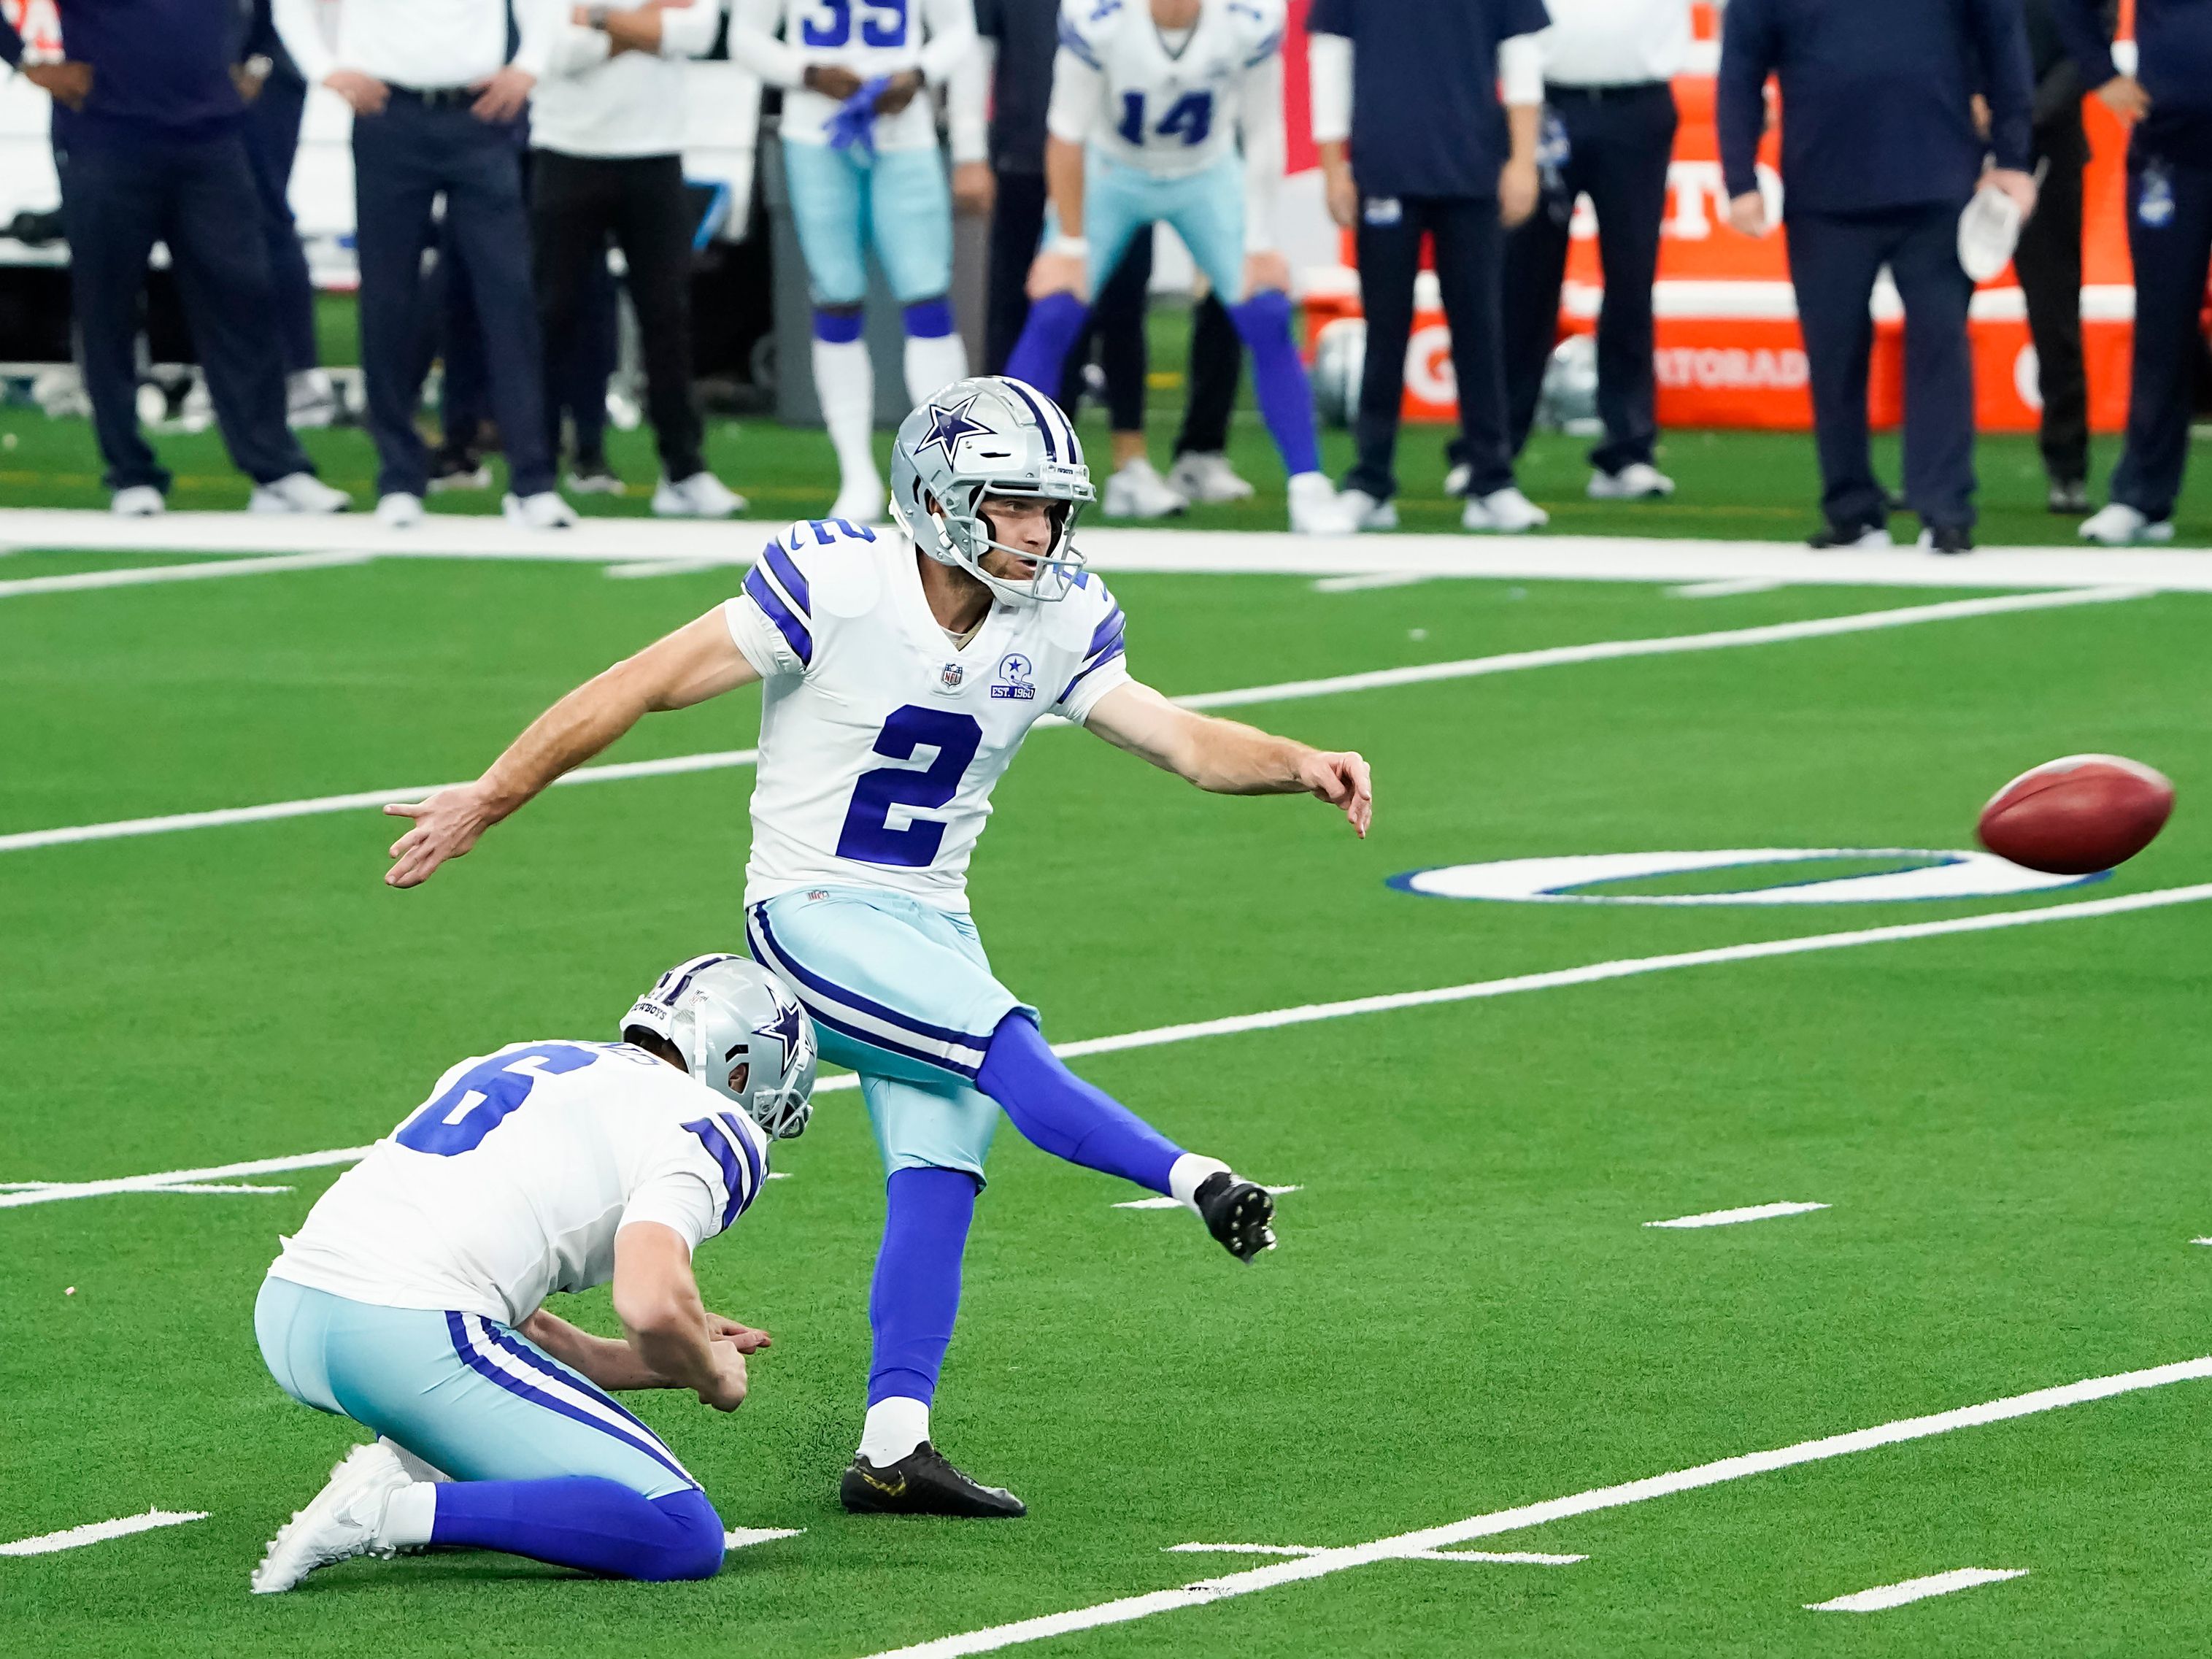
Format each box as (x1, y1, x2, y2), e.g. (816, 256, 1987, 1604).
(1166, 450, 1255, 504)
(1442, 461, 1473, 498)
(830, 474, 887, 526)
(286, 369, 340, 430)
(504, 490, 578, 531)
(1287, 471, 1363, 536)
(1103, 457, 1188, 520)
(1340, 488, 1398, 531)
(1587, 462, 1674, 500)
(109, 485, 165, 517)
(251, 1441, 412, 1594)
(375, 491, 423, 529)
(247, 472, 352, 515)
(653, 471, 747, 519)
(2078, 502, 2175, 546)
(1462, 486, 1549, 534)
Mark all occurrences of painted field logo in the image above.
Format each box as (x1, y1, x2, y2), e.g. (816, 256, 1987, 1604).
(1388, 848, 2107, 907)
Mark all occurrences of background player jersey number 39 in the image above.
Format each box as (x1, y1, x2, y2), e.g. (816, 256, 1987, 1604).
(801, 0, 909, 48)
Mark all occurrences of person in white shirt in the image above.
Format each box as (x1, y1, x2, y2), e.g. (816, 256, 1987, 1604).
(249, 956, 815, 1593)
(1500, 0, 1691, 502)
(271, 0, 577, 529)
(726, 0, 988, 523)
(531, 1, 744, 519)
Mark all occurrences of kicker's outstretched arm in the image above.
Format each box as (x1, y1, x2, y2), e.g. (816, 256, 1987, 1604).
(1083, 680, 1373, 836)
(384, 609, 760, 888)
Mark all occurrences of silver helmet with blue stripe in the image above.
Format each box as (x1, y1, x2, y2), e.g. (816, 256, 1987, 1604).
(621, 954, 817, 1139)
(889, 375, 1095, 606)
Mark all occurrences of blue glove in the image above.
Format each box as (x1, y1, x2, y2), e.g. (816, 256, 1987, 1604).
(825, 77, 892, 155)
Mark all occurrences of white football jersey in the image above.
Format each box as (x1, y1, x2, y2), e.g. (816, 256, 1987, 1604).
(728, 0, 977, 153)
(724, 518, 1132, 910)
(1055, 0, 1284, 178)
(268, 1041, 771, 1326)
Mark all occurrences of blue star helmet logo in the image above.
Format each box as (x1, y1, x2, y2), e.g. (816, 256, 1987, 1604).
(917, 393, 991, 463)
(752, 999, 806, 1076)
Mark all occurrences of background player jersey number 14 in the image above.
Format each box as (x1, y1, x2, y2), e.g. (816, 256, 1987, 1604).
(801, 0, 908, 48)
(836, 706, 982, 869)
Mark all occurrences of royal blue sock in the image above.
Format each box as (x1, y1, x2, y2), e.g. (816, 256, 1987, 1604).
(867, 1165, 978, 1406)
(1228, 289, 1322, 477)
(812, 307, 865, 344)
(431, 1479, 723, 1582)
(903, 297, 956, 339)
(976, 1012, 1184, 1195)
(1003, 291, 1090, 403)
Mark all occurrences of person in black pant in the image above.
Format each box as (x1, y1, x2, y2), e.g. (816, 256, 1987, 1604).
(974, 0, 1247, 517)
(1, 0, 345, 517)
(1309, 0, 1552, 534)
(240, 0, 335, 426)
(1719, 0, 2037, 553)
(2057, 0, 2212, 544)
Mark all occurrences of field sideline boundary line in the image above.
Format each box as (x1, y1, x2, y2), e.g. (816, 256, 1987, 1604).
(0, 584, 2144, 856)
(853, 1354, 2212, 1657)
(9, 880, 2207, 1208)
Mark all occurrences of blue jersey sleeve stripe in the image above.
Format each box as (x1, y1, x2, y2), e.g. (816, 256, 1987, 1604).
(1057, 642, 1127, 705)
(760, 539, 812, 617)
(682, 1116, 752, 1230)
(1056, 14, 1101, 66)
(1244, 27, 1282, 66)
(1086, 606, 1125, 660)
(717, 1110, 767, 1212)
(744, 565, 814, 666)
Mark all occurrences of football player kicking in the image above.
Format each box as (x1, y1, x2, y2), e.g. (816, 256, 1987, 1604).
(382, 375, 1373, 1517)
(250, 958, 816, 1590)
(1003, 0, 1358, 535)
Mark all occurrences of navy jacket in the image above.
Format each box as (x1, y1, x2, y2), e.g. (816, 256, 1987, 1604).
(1718, 0, 2034, 215)
(2054, 0, 2212, 167)
(9, 0, 253, 149)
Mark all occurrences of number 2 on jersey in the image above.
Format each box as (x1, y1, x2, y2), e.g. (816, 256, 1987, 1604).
(1117, 89, 1214, 148)
(836, 706, 982, 868)
(395, 1044, 598, 1157)
(801, 0, 907, 49)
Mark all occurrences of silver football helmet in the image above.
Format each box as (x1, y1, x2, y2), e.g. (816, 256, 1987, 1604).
(620, 954, 817, 1140)
(888, 374, 1096, 607)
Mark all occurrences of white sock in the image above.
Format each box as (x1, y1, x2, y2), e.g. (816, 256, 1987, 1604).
(812, 336, 879, 490)
(857, 1396, 931, 1467)
(1169, 1152, 1232, 1213)
(379, 1481, 438, 1549)
(903, 330, 970, 408)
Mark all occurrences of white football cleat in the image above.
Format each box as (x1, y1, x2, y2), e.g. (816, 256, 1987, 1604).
(1461, 486, 1549, 534)
(109, 485, 166, 517)
(285, 369, 341, 430)
(377, 1436, 451, 1485)
(247, 472, 352, 515)
(1340, 488, 1398, 531)
(375, 491, 424, 529)
(251, 1441, 412, 1594)
(830, 473, 887, 526)
(504, 490, 578, 531)
(1165, 450, 1255, 504)
(1287, 471, 1363, 536)
(1102, 457, 1187, 520)
(652, 471, 747, 519)
(1442, 461, 1473, 498)
(1587, 462, 1674, 500)
(2078, 503, 2174, 546)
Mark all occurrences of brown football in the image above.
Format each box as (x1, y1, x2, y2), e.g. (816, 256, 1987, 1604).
(1976, 754, 2175, 875)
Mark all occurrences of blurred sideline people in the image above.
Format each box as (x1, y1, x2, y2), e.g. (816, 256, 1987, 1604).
(1, 0, 347, 517)
(1007, 0, 1357, 536)
(2062, 0, 2212, 546)
(1311, 0, 1551, 534)
(533, 0, 744, 518)
(1502, 0, 1687, 502)
(1720, 0, 2036, 554)
(728, 0, 983, 522)
(2013, 0, 2113, 516)
(274, 0, 574, 531)
(971, 0, 1249, 519)
(242, 0, 340, 427)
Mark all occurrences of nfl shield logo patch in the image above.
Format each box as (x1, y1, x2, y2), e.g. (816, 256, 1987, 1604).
(936, 661, 966, 694)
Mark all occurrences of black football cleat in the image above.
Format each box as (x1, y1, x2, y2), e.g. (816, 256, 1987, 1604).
(1920, 523, 1974, 555)
(839, 1442, 1027, 1518)
(1195, 1171, 1276, 1263)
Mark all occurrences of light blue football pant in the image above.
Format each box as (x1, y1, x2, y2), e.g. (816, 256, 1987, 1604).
(782, 139, 954, 306)
(745, 887, 1035, 1182)
(1082, 150, 1251, 303)
(255, 1276, 698, 1500)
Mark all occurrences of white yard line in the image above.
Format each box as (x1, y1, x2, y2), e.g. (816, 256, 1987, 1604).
(1807, 1567, 2028, 1612)
(1114, 1185, 1300, 1211)
(0, 550, 371, 598)
(0, 1509, 210, 1557)
(1309, 572, 1433, 593)
(1164, 1543, 1582, 1566)
(723, 1527, 806, 1550)
(1646, 1202, 1830, 1229)
(1669, 578, 1782, 599)
(15, 882, 2209, 1207)
(605, 558, 735, 580)
(853, 1358, 2210, 1658)
(0, 585, 2142, 858)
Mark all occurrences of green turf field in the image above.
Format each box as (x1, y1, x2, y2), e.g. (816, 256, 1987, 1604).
(2, 542, 2208, 1655)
